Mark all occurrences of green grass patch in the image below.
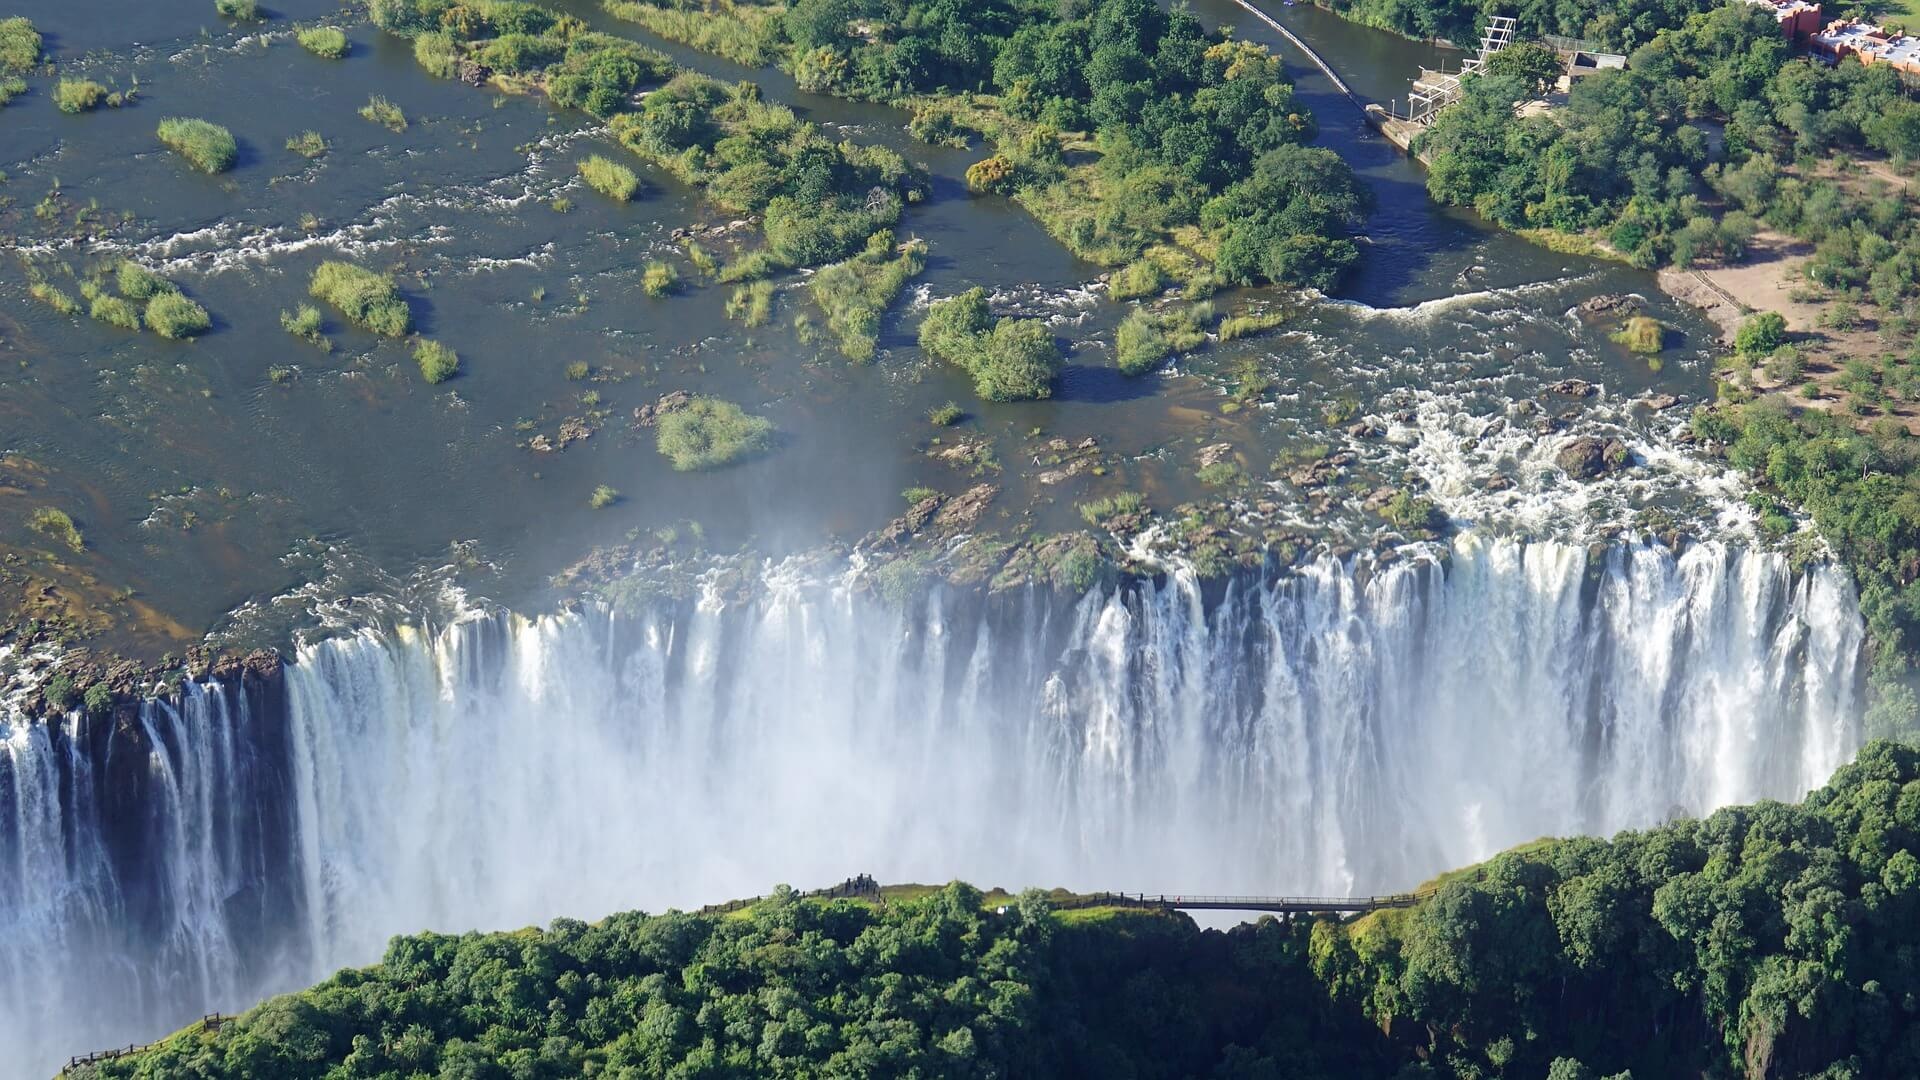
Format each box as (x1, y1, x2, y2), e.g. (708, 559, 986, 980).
(0, 76, 26, 107)
(1218, 311, 1289, 342)
(54, 79, 109, 114)
(655, 396, 774, 471)
(297, 26, 349, 59)
(30, 281, 80, 316)
(286, 130, 328, 158)
(725, 280, 774, 327)
(589, 484, 619, 509)
(1107, 257, 1168, 301)
(414, 339, 459, 383)
(117, 261, 176, 301)
(157, 117, 237, 174)
(602, 0, 785, 66)
(1612, 315, 1666, 355)
(215, 0, 261, 20)
(578, 154, 641, 202)
(89, 293, 141, 330)
(359, 95, 406, 132)
(309, 261, 410, 337)
(718, 249, 783, 283)
(1115, 303, 1212, 376)
(281, 303, 327, 346)
(29, 507, 83, 552)
(928, 400, 963, 426)
(808, 232, 927, 361)
(1079, 491, 1146, 526)
(144, 291, 211, 338)
(414, 31, 459, 78)
(642, 260, 678, 297)
(0, 17, 41, 76)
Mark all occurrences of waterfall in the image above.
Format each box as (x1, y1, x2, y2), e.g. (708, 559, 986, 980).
(0, 537, 1865, 1077)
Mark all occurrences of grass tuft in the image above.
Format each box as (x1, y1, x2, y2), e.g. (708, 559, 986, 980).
(655, 396, 774, 471)
(157, 117, 238, 173)
(309, 261, 410, 337)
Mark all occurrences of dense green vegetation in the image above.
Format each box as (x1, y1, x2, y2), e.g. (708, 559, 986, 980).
(143, 291, 212, 339)
(578, 154, 641, 202)
(807, 231, 927, 360)
(0, 16, 40, 76)
(54, 78, 109, 114)
(603, 0, 1366, 287)
(655, 396, 775, 470)
(286, 130, 329, 159)
(297, 26, 350, 59)
(919, 286, 1062, 400)
(415, 339, 460, 383)
(359, 95, 407, 132)
(215, 0, 261, 21)
(157, 117, 238, 174)
(86, 740, 1920, 1079)
(1322, 0, 1719, 49)
(309, 261, 411, 337)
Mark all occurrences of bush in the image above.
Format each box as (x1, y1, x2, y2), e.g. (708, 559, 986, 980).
(29, 507, 83, 552)
(54, 79, 109, 114)
(414, 339, 459, 383)
(359, 96, 407, 132)
(117, 261, 176, 300)
(0, 76, 25, 107)
(928, 401, 962, 426)
(919, 287, 1060, 401)
(655, 396, 774, 470)
(296, 27, 349, 58)
(1079, 491, 1146, 525)
(589, 484, 619, 509)
(965, 155, 1015, 195)
(286, 130, 328, 158)
(578, 155, 641, 202)
(1612, 316, 1665, 355)
(83, 682, 114, 715)
(642, 261, 678, 297)
(1196, 461, 1243, 486)
(309, 261, 410, 336)
(144, 292, 211, 338)
(0, 17, 41, 76)
(1735, 311, 1788, 357)
(215, 0, 260, 19)
(726, 280, 774, 326)
(1218, 312, 1289, 341)
(89, 294, 141, 330)
(157, 117, 238, 173)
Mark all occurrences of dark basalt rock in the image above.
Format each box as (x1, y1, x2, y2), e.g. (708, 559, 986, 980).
(1556, 436, 1630, 479)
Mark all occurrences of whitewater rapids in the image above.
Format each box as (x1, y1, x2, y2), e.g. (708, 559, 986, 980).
(0, 536, 1865, 1076)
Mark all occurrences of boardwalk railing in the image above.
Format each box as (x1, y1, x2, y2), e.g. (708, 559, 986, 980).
(63, 1015, 230, 1075)
(1057, 891, 1431, 914)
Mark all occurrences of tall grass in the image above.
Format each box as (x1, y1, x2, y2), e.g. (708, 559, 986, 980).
(808, 233, 927, 362)
(297, 26, 349, 58)
(309, 261, 410, 336)
(578, 155, 641, 202)
(359, 96, 406, 132)
(655, 396, 774, 471)
(157, 117, 237, 173)
(143, 292, 211, 338)
(0, 17, 41, 76)
(414, 339, 459, 383)
(54, 79, 109, 114)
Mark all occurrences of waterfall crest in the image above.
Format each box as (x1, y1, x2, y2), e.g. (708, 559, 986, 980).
(0, 537, 1865, 1076)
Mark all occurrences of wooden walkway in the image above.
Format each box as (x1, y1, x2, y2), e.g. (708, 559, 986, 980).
(1058, 891, 1429, 914)
(63, 1015, 229, 1075)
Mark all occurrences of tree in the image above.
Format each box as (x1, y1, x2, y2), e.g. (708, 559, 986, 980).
(1735, 311, 1788, 357)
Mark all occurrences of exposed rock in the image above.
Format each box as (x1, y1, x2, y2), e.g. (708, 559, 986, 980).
(1344, 421, 1382, 439)
(1640, 393, 1680, 411)
(456, 59, 493, 87)
(1197, 443, 1235, 468)
(932, 483, 998, 532)
(1077, 437, 1098, 450)
(1578, 293, 1639, 316)
(1547, 378, 1596, 398)
(1556, 436, 1630, 479)
(528, 434, 555, 453)
(859, 484, 999, 552)
(1481, 474, 1516, 492)
(633, 390, 693, 427)
(556, 417, 593, 449)
(1362, 486, 1397, 511)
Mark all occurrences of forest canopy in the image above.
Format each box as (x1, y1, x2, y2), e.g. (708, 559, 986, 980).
(84, 741, 1920, 1080)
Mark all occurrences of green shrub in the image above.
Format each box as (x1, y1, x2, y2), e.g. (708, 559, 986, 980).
(1196, 461, 1243, 486)
(309, 261, 410, 336)
(809, 234, 927, 361)
(286, 130, 328, 158)
(215, 0, 260, 20)
(414, 339, 459, 383)
(144, 292, 211, 338)
(718, 249, 783, 283)
(117, 262, 176, 300)
(54, 79, 109, 114)
(1735, 311, 1788, 357)
(1218, 312, 1289, 342)
(1383, 490, 1439, 531)
(83, 682, 114, 715)
(642, 261, 678, 297)
(296, 26, 349, 58)
(359, 96, 407, 132)
(655, 396, 774, 471)
(685, 242, 717, 276)
(157, 117, 238, 174)
(928, 401, 962, 426)
(89, 293, 141, 330)
(578, 155, 641, 202)
(29, 507, 83, 552)
(918, 287, 1060, 401)
(0, 17, 41, 76)
(1079, 491, 1146, 525)
(1612, 315, 1665, 355)
(0, 76, 26, 107)
(29, 282, 80, 316)
(281, 303, 324, 341)
(565, 361, 590, 380)
(589, 484, 619, 509)
(43, 674, 78, 713)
